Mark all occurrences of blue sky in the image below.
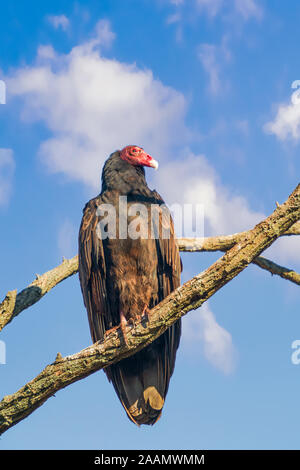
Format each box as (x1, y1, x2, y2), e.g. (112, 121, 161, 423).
(1, 0, 300, 450)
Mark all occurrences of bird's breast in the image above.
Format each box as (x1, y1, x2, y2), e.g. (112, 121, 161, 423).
(100, 196, 159, 322)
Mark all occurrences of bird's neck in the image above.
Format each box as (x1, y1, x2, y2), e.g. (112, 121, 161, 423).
(101, 151, 149, 195)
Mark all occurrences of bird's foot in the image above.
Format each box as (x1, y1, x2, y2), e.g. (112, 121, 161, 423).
(128, 305, 149, 329)
(141, 304, 149, 325)
(120, 311, 129, 347)
(104, 325, 119, 338)
(129, 314, 141, 326)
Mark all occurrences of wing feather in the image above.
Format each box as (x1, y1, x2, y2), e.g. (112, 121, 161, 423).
(78, 196, 112, 343)
(150, 190, 182, 393)
(79, 189, 182, 425)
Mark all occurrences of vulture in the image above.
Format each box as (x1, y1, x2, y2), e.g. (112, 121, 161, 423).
(78, 145, 182, 425)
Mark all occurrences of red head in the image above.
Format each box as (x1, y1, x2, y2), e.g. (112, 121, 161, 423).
(120, 145, 158, 169)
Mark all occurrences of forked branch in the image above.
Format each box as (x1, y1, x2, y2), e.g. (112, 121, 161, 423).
(1, 219, 300, 333)
(0, 184, 299, 436)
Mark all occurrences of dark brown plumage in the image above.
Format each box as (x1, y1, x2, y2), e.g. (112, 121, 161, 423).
(78, 147, 181, 425)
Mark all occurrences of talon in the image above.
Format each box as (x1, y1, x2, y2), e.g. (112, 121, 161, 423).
(133, 314, 142, 325)
(141, 304, 149, 323)
(142, 305, 148, 315)
(131, 305, 149, 329)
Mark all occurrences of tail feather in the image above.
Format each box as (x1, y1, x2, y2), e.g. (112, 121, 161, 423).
(105, 322, 180, 425)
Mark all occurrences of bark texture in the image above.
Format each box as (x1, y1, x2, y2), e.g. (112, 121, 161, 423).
(1, 224, 300, 332)
(0, 184, 299, 435)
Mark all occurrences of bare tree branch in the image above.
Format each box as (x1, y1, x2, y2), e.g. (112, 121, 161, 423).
(179, 241, 300, 286)
(177, 220, 300, 252)
(0, 256, 78, 332)
(0, 184, 299, 436)
(252, 256, 300, 285)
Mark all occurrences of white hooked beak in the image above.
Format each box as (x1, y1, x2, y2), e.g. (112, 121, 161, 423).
(149, 159, 159, 170)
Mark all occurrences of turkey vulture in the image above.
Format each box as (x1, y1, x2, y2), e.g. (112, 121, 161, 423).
(78, 145, 182, 425)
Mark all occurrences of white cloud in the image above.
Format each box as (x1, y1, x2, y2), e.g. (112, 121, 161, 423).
(168, 0, 263, 21)
(264, 96, 300, 141)
(7, 19, 266, 243)
(198, 44, 221, 96)
(156, 152, 300, 264)
(7, 20, 187, 190)
(0, 149, 15, 206)
(182, 302, 237, 374)
(166, 10, 183, 42)
(264, 236, 300, 266)
(196, 0, 224, 17)
(92, 19, 116, 48)
(37, 45, 56, 60)
(197, 36, 231, 96)
(166, 12, 181, 24)
(154, 152, 264, 236)
(47, 14, 70, 31)
(234, 0, 263, 21)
